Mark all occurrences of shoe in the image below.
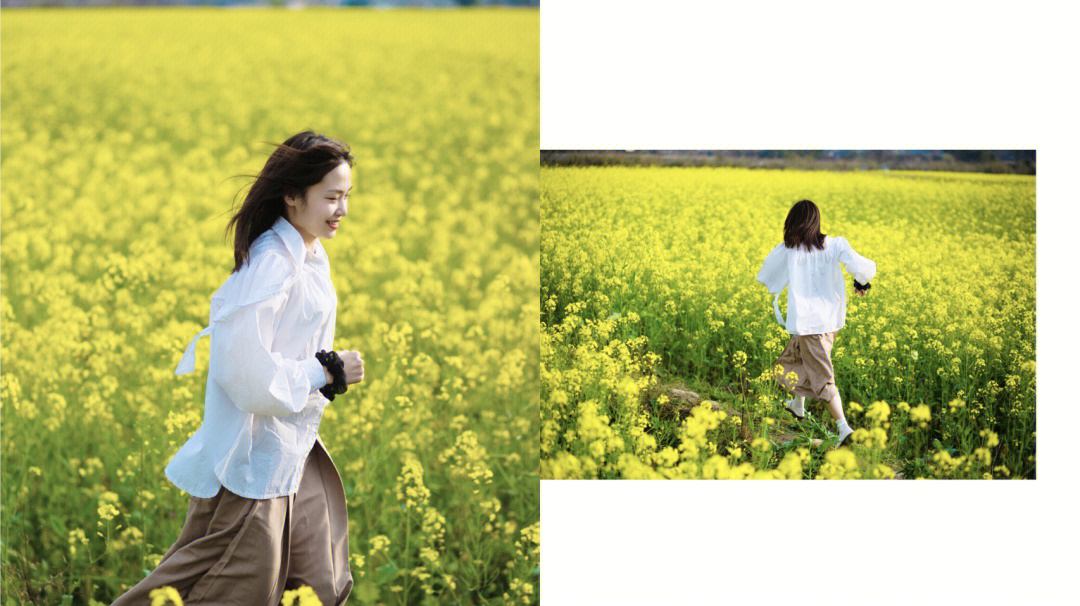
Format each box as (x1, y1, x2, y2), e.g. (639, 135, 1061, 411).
(783, 399, 805, 421)
(836, 424, 854, 448)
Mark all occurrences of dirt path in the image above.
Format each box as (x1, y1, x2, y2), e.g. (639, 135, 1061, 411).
(668, 388, 822, 447)
(664, 387, 905, 478)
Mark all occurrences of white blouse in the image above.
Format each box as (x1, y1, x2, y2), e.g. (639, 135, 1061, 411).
(756, 235, 876, 336)
(165, 215, 337, 499)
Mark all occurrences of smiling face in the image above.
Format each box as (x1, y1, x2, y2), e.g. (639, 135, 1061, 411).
(284, 161, 352, 251)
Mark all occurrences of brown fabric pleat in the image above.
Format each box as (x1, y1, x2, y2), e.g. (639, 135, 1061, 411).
(282, 438, 353, 605)
(111, 438, 352, 606)
(773, 331, 839, 403)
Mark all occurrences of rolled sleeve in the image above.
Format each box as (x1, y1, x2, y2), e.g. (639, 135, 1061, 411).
(837, 237, 877, 285)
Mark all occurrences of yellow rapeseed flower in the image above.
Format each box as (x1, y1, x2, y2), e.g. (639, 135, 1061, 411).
(910, 404, 931, 427)
(97, 501, 119, 522)
(280, 585, 323, 606)
(368, 535, 390, 557)
(149, 586, 183, 606)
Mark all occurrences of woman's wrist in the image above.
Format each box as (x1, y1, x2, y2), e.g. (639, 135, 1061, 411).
(315, 349, 348, 401)
(303, 356, 330, 390)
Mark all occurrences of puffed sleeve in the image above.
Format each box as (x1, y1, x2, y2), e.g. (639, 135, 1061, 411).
(756, 243, 789, 295)
(209, 250, 325, 418)
(836, 236, 877, 284)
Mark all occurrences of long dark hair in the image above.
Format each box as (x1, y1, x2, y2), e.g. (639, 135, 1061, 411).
(783, 199, 827, 252)
(223, 130, 354, 273)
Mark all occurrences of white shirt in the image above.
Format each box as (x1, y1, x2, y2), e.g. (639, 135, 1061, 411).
(165, 215, 337, 499)
(755, 235, 876, 336)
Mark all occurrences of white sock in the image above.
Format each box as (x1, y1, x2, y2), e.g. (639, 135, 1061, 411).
(835, 417, 854, 447)
(786, 395, 806, 415)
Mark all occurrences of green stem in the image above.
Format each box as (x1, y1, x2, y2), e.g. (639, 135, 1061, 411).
(402, 507, 411, 604)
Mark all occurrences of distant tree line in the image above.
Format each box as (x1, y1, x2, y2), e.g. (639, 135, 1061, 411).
(540, 150, 1036, 175)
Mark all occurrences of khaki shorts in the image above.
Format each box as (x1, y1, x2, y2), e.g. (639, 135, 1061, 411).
(110, 438, 353, 606)
(773, 331, 839, 403)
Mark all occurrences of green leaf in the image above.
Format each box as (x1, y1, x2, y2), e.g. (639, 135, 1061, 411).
(376, 562, 398, 585)
(60, 596, 73, 606)
(50, 517, 67, 537)
(354, 578, 380, 603)
(932, 438, 944, 451)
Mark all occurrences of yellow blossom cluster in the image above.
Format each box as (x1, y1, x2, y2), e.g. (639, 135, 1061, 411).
(501, 521, 540, 604)
(910, 404, 932, 427)
(438, 430, 495, 490)
(394, 454, 431, 511)
(97, 491, 121, 522)
(368, 535, 391, 558)
(280, 586, 323, 606)
(68, 529, 89, 556)
(148, 586, 184, 606)
(816, 448, 861, 479)
(866, 401, 891, 429)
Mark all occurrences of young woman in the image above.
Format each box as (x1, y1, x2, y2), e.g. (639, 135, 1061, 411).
(756, 199, 876, 448)
(112, 131, 365, 606)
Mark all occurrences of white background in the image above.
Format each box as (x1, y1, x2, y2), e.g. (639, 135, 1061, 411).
(539, 1, 1079, 604)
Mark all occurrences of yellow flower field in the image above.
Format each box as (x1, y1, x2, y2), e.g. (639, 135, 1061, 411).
(541, 165, 1034, 480)
(1, 8, 537, 605)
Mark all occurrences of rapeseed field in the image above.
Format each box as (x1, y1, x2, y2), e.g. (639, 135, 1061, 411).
(2, 8, 537, 605)
(542, 165, 1034, 480)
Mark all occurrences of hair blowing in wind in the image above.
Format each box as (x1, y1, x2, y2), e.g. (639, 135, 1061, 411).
(224, 130, 355, 274)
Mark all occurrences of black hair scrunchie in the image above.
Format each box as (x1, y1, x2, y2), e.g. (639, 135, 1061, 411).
(853, 279, 872, 293)
(315, 349, 348, 401)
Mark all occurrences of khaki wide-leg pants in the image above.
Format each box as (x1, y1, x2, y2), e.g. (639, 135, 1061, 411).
(111, 438, 353, 606)
(773, 331, 840, 403)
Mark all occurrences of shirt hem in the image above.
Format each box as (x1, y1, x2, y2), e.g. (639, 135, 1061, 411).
(788, 322, 846, 336)
(164, 446, 316, 501)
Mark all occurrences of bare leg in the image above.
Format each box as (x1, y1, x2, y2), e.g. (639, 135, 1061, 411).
(825, 391, 853, 446)
(823, 392, 846, 424)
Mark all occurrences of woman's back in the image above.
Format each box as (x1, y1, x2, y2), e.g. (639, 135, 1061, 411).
(757, 235, 876, 335)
